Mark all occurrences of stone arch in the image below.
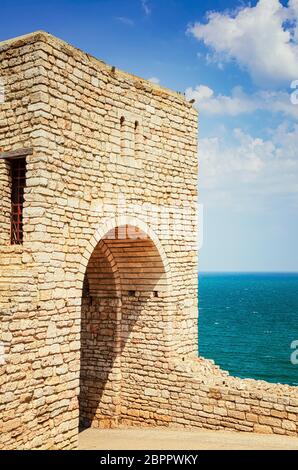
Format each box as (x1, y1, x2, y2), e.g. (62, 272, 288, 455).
(78, 215, 171, 295)
(78, 216, 172, 430)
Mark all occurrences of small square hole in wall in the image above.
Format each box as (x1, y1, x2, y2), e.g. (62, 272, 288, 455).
(153, 291, 159, 298)
(128, 290, 136, 297)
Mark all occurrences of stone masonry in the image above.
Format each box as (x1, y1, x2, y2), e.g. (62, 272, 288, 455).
(0, 32, 298, 450)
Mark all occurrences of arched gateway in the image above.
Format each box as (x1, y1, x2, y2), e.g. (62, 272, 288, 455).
(78, 221, 172, 429)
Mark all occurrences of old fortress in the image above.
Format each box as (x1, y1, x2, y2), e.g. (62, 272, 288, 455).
(0, 32, 298, 449)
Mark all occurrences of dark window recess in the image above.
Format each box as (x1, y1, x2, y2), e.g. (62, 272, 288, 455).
(10, 157, 26, 245)
(128, 290, 136, 297)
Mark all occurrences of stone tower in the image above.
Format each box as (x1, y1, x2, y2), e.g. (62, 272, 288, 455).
(0, 32, 198, 449)
(1, 32, 298, 450)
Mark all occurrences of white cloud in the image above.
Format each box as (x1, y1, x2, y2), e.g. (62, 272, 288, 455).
(141, 0, 151, 16)
(115, 16, 134, 26)
(186, 85, 258, 116)
(148, 76, 160, 84)
(188, 0, 298, 86)
(200, 125, 298, 208)
(185, 84, 298, 118)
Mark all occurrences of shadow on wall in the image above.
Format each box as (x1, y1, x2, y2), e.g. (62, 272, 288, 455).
(79, 225, 168, 430)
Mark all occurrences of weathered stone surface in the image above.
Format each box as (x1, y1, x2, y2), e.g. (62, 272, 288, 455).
(0, 31, 298, 450)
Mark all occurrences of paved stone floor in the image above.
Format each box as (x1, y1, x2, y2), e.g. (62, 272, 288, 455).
(78, 427, 298, 450)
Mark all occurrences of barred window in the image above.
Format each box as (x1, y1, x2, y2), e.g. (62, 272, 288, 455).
(10, 157, 26, 245)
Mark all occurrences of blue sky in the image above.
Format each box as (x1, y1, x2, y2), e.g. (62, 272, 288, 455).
(1, 0, 298, 271)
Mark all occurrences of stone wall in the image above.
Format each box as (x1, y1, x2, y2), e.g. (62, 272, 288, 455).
(0, 32, 297, 450)
(119, 356, 298, 436)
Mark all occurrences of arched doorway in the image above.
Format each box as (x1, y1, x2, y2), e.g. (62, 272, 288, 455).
(79, 224, 170, 429)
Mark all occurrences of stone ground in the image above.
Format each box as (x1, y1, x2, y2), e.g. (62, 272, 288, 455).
(78, 427, 298, 450)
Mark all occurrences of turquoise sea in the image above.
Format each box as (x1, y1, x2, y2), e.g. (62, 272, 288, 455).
(199, 273, 298, 386)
